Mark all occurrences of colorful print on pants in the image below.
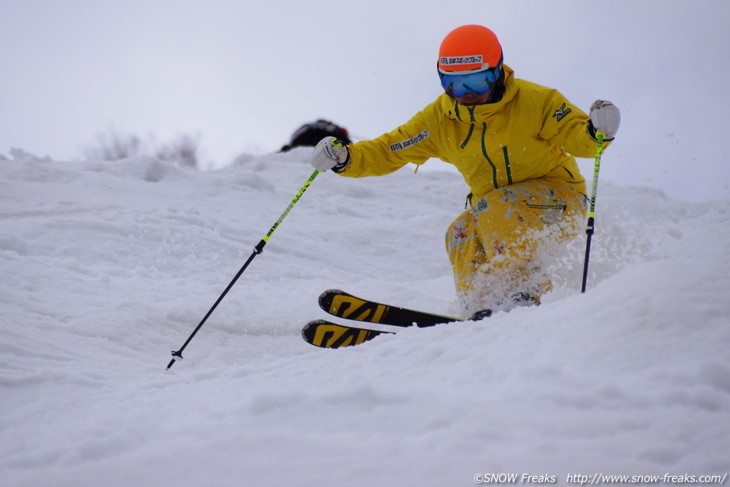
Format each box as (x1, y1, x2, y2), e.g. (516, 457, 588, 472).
(444, 180, 587, 315)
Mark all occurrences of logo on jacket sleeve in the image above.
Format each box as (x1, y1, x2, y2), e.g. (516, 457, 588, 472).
(390, 130, 430, 152)
(552, 103, 572, 122)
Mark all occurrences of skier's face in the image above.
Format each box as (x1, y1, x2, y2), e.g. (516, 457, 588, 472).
(455, 92, 492, 106)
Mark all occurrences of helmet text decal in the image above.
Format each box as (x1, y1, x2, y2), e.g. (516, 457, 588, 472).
(440, 55, 483, 67)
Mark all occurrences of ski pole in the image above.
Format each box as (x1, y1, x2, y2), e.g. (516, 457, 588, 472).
(581, 131, 606, 293)
(167, 169, 321, 370)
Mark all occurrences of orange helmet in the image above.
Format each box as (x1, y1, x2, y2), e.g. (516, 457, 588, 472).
(438, 25, 503, 74)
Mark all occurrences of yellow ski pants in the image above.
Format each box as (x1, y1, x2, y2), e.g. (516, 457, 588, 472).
(445, 179, 587, 314)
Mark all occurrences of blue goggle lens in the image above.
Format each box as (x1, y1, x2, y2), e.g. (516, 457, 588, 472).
(439, 66, 501, 98)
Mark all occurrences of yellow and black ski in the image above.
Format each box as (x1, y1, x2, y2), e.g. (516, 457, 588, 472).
(318, 289, 461, 328)
(302, 319, 393, 349)
(302, 290, 463, 349)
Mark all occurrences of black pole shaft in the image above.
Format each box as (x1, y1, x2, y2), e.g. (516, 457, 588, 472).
(166, 170, 320, 370)
(580, 218, 594, 293)
(166, 240, 265, 370)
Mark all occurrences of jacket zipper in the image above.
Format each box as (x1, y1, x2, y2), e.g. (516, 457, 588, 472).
(456, 103, 513, 190)
(480, 122, 500, 189)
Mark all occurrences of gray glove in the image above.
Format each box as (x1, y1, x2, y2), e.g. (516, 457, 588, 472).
(589, 100, 621, 141)
(310, 137, 351, 172)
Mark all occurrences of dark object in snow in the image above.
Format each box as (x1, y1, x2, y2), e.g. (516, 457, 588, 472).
(281, 119, 351, 152)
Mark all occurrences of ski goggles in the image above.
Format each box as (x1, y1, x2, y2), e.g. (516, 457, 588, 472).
(439, 65, 502, 98)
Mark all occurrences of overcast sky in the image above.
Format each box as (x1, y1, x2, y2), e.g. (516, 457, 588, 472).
(2, 0, 729, 202)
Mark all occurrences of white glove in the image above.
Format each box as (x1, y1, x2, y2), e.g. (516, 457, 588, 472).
(589, 100, 621, 141)
(311, 136, 350, 172)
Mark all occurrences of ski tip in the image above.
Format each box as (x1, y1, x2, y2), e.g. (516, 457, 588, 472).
(301, 319, 333, 343)
(301, 318, 321, 332)
(318, 289, 346, 312)
(302, 319, 387, 349)
(319, 289, 345, 300)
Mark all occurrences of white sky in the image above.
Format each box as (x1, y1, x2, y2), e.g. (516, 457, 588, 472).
(2, 0, 729, 202)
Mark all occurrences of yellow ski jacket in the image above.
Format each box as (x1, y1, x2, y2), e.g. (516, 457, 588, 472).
(339, 66, 605, 200)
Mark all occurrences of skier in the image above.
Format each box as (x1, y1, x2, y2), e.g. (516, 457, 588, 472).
(309, 24, 620, 318)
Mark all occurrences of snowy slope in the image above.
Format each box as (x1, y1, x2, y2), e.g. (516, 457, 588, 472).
(1, 149, 729, 486)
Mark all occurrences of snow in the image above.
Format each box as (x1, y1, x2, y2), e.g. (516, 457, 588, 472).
(1, 148, 729, 486)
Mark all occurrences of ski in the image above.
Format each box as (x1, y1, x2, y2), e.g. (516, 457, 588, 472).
(302, 319, 393, 349)
(302, 290, 464, 349)
(318, 289, 462, 327)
